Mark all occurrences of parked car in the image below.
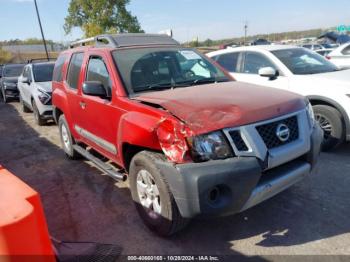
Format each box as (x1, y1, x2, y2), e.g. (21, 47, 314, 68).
(0, 63, 25, 103)
(315, 48, 334, 57)
(326, 42, 350, 69)
(302, 44, 324, 51)
(208, 45, 350, 150)
(52, 34, 322, 236)
(17, 60, 55, 125)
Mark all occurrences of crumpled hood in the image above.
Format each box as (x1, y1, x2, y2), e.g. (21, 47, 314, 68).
(134, 81, 306, 134)
(35, 82, 52, 93)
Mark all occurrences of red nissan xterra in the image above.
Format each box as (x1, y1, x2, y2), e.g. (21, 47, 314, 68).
(52, 34, 323, 236)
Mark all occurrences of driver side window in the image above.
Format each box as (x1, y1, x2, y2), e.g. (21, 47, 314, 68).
(86, 57, 111, 96)
(243, 52, 276, 74)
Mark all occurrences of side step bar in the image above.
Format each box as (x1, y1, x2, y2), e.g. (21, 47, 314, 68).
(73, 145, 127, 182)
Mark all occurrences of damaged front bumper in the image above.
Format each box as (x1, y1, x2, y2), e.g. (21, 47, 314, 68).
(156, 124, 323, 218)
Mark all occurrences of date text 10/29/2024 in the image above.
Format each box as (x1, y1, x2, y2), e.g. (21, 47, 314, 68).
(127, 256, 220, 261)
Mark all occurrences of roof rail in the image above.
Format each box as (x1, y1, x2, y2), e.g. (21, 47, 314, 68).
(70, 35, 117, 49)
(69, 34, 180, 49)
(27, 58, 56, 64)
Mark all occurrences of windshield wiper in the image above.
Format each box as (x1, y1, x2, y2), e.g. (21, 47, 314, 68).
(178, 77, 230, 86)
(135, 82, 191, 92)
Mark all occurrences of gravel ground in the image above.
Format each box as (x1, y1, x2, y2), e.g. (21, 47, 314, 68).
(1, 101, 350, 260)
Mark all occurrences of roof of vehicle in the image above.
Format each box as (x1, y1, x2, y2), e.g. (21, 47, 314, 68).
(3, 63, 26, 67)
(30, 61, 56, 66)
(70, 33, 180, 49)
(208, 45, 302, 56)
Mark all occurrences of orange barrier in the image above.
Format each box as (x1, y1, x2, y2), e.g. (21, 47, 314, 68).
(0, 165, 55, 261)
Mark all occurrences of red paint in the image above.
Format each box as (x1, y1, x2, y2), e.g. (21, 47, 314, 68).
(53, 46, 306, 165)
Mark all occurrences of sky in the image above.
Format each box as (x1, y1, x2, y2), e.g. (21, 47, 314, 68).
(0, 0, 350, 43)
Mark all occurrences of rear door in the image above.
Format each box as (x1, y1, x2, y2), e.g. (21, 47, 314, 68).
(74, 51, 119, 160)
(64, 52, 85, 137)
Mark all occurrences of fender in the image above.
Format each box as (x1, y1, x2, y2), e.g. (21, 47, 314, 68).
(307, 95, 350, 140)
(117, 111, 162, 165)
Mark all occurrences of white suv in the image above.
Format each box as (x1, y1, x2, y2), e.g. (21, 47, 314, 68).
(208, 45, 350, 150)
(18, 61, 55, 126)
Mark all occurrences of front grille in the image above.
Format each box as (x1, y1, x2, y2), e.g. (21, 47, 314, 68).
(229, 130, 249, 151)
(256, 116, 299, 149)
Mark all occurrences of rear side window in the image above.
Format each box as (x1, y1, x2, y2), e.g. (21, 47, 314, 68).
(342, 45, 350, 55)
(214, 53, 240, 72)
(67, 53, 84, 89)
(53, 54, 67, 82)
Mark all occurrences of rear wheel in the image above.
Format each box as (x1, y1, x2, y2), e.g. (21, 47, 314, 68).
(20, 94, 31, 113)
(313, 105, 344, 151)
(58, 115, 81, 160)
(129, 151, 189, 237)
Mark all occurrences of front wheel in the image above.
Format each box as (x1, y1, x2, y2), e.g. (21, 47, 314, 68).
(129, 151, 189, 237)
(20, 94, 31, 113)
(313, 105, 344, 151)
(32, 101, 46, 126)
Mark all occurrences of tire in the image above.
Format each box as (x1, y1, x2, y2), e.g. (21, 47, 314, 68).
(129, 151, 189, 237)
(2, 88, 8, 103)
(58, 115, 81, 160)
(32, 100, 46, 126)
(20, 94, 31, 113)
(313, 105, 344, 151)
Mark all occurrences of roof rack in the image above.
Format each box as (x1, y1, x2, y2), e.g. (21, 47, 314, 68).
(27, 58, 56, 64)
(69, 33, 180, 49)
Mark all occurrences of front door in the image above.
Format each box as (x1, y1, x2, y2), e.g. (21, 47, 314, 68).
(232, 51, 290, 91)
(74, 52, 119, 160)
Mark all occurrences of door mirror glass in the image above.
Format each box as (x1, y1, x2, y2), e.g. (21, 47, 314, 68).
(22, 77, 31, 85)
(82, 81, 107, 98)
(259, 67, 277, 78)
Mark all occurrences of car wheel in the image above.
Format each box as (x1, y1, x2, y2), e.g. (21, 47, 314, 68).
(32, 101, 46, 126)
(2, 88, 8, 103)
(20, 94, 31, 113)
(313, 105, 344, 151)
(58, 115, 81, 160)
(129, 151, 189, 237)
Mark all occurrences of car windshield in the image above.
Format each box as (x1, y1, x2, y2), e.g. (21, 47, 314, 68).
(112, 47, 230, 94)
(33, 63, 55, 82)
(3, 64, 25, 77)
(272, 48, 339, 75)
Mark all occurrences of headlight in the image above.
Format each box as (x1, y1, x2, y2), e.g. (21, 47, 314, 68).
(38, 89, 51, 105)
(306, 102, 316, 128)
(187, 131, 234, 162)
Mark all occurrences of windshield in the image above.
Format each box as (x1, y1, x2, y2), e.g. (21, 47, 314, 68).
(112, 47, 230, 94)
(3, 64, 25, 77)
(33, 64, 55, 82)
(272, 48, 339, 75)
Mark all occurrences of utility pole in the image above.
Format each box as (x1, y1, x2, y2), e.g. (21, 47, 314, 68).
(244, 21, 248, 46)
(34, 0, 49, 60)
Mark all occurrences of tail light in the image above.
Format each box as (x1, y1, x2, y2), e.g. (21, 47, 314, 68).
(326, 56, 331, 60)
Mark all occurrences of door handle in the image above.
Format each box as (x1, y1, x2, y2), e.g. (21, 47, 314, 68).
(79, 101, 86, 109)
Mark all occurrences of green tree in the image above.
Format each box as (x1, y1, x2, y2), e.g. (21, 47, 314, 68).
(0, 48, 12, 64)
(64, 0, 144, 37)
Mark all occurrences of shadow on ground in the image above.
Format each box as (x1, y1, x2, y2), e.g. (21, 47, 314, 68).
(0, 101, 349, 256)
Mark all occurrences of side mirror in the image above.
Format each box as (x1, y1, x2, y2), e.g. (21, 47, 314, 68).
(22, 77, 31, 85)
(259, 67, 278, 79)
(82, 81, 108, 98)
